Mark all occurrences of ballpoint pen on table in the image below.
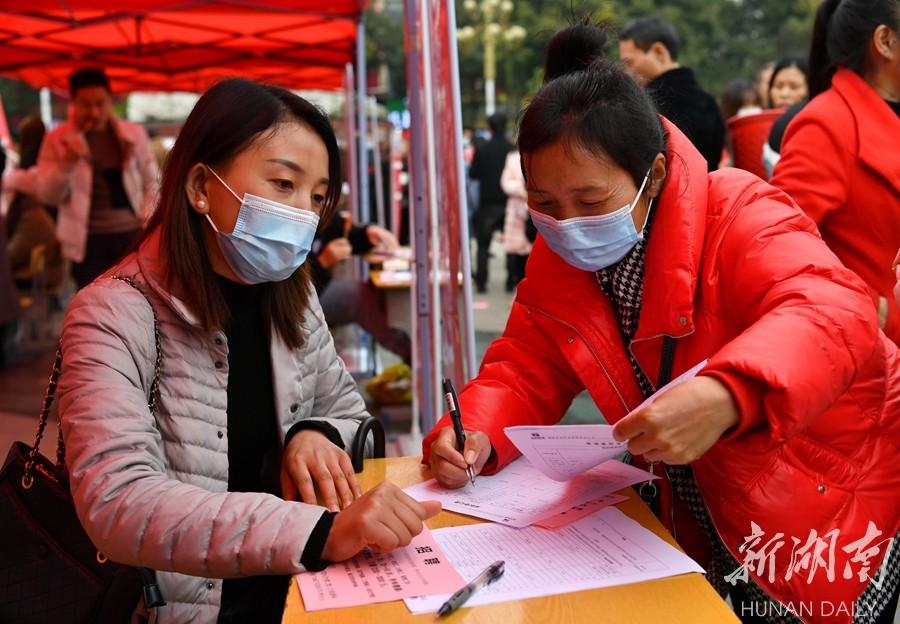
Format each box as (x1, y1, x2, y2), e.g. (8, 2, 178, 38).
(441, 377, 476, 486)
(437, 560, 505, 617)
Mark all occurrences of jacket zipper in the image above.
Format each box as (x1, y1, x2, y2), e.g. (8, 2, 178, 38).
(523, 304, 632, 414)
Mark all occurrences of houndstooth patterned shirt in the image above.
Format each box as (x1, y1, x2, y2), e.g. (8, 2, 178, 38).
(594, 206, 899, 623)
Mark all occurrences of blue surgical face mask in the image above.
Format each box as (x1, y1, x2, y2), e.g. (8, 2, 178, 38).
(204, 167, 320, 284)
(529, 170, 652, 271)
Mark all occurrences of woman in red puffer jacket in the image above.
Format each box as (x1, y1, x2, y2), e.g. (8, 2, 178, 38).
(423, 24, 900, 624)
(771, 0, 900, 344)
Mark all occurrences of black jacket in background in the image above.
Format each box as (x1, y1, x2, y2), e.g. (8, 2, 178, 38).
(469, 134, 514, 206)
(647, 67, 725, 172)
(308, 214, 374, 295)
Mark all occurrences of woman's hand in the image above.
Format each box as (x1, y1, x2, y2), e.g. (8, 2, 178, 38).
(318, 238, 352, 270)
(366, 225, 399, 251)
(612, 376, 740, 464)
(322, 482, 441, 561)
(281, 430, 362, 511)
(428, 426, 493, 488)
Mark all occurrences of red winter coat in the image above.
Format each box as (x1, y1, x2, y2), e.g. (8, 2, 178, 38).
(423, 121, 900, 623)
(771, 68, 900, 345)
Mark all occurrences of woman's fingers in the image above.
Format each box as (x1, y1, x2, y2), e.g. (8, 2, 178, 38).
(464, 431, 493, 471)
(338, 452, 363, 499)
(290, 463, 318, 505)
(279, 468, 298, 502)
(310, 461, 340, 512)
(328, 460, 354, 509)
(430, 427, 467, 469)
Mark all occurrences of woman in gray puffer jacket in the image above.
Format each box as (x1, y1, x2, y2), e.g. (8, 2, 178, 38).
(58, 79, 440, 623)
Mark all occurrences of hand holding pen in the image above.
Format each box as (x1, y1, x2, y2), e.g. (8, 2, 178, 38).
(429, 379, 493, 489)
(442, 378, 476, 485)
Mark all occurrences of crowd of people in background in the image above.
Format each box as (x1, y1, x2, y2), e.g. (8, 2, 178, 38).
(461, 4, 898, 354)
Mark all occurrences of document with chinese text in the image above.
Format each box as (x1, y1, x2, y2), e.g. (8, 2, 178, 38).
(296, 527, 465, 611)
(403, 457, 654, 528)
(403, 507, 704, 614)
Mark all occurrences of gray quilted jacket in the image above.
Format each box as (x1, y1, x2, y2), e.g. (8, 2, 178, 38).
(58, 230, 370, 623)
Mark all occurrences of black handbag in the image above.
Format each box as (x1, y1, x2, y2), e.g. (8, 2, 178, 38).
(0, 275, 165, 623)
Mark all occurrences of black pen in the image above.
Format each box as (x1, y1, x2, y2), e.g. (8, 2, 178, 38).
(441, 377, 476, 485)
(437, 560, 505, 617)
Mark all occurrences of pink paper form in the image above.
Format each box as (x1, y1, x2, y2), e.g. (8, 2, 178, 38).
(296, 527, 466, 611)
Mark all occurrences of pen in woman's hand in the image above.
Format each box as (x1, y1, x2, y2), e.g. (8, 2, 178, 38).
(441, 377, 476, 485)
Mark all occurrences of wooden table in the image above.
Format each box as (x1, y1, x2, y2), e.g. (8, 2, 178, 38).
(282, 457, 738, 624)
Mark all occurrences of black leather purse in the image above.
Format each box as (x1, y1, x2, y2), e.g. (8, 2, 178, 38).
(0, 275, 164, 623)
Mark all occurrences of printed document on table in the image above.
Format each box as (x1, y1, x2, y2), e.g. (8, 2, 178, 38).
(504, 359, 708, 481)
(403, 506, 704, 614)
(504, 424, 627, 481)
(296, 527, 464, 611)
(534, 493, 628, 530)
(403, 457, 654, 528)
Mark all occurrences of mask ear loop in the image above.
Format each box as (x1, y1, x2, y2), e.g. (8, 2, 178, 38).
(205, 166, 244, 203)
(633, 170, 653, 239)
(202, 165, 244, 235)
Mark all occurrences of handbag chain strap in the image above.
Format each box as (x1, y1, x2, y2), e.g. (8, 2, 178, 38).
(22, 275, 163, 489)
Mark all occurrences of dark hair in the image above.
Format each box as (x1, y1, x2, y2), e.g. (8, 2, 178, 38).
(719, 79, 759, 120)
(767, 55, 809, 101)
(5, 115, 47, 237)
(488, 113, 507, 135)
(139, 78, 342, 349)
(519, 59, 665, 189)
(544, 18, 608, 83)
(620, 16, 681, 61)
(808, 0, 900, 98)
(17, 115, 45, 170)
(68, 67, 111, 98)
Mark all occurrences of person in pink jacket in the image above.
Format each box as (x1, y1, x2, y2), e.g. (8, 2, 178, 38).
(3, 67, 159, 287)
(58, 78, 439, 623)
(500, 150, 532, 291)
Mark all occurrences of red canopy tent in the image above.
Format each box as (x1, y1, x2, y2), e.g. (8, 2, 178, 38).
(0, 0, 366, 92)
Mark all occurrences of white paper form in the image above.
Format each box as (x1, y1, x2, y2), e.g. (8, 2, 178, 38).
(631, 359, 708, 412)
(403, 457, 654, 528)
(504, 424, 626, 481)
(403, 506, 705, 614)
(503, 360, 709, 481)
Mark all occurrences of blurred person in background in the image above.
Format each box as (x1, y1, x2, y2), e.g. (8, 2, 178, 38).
(771, 0, 900, 344)
(767, 56, 810, 109)
(0, 148, 20, 367)
(719, 78, 763, 120)
(500, 150, 530, 292)
(469, 112, 514, 293)
(762, 56, 811, 176)
(619, 16, 725, 171)
(308, 204, 412, 363)
(755, 60, 776, 108)
(2, 67, 159, 288)
(5, 115, 64, 289)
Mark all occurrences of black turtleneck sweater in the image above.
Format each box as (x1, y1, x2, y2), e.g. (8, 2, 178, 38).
(215, 276, 334, 623)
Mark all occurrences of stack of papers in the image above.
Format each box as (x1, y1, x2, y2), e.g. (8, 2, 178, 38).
(403, 457, 655, 528)
(404, 506, 704, 614)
